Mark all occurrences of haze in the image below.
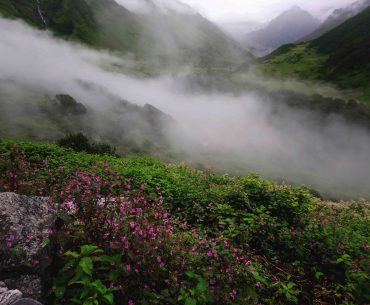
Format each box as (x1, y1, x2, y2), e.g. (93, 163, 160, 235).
(179, 0, 357, 22)
(1, 17, 369, 199)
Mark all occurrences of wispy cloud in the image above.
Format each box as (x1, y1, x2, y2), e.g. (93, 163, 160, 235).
(1, 17, 370, 199)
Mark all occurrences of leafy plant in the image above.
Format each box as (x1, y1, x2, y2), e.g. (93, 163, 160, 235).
(178, 271, 213, 305)
(53, 245, 116, 305)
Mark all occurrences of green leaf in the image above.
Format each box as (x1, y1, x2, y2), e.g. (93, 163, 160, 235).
(99, 254, 122, 264)
(252, 272, 270, 286)
(80, 288, 90, 300)
(79, 257, 93, 276)
(184, 298, 197, 305)
(196, 279, 207, 293)
(66, 250, 80, 258)
(80, 245, 103, 256)
(185, 271, 195, 279)
(103, 293, 114, 305)
(315, 272, 324, 280)
(287, 282, 295, 289)
(52, 285, 66, 299)
(91, 280, 107, 295)
(67, 268, 84, 286)
(246, 286, 258, 301)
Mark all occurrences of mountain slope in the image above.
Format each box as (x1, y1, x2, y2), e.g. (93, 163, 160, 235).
(260, 6, 370, 103)
(0, 0, 99, 44)
(244, 6, 320, 55)
(0, 0, 251, 68)
(301, 0, 370, 42)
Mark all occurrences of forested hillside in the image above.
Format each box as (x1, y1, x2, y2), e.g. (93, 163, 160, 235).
(0, 0, 250, 68)
(260, 7, 370, 103)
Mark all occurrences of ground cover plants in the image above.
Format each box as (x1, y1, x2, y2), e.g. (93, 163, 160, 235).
(0, 140, 369, 304)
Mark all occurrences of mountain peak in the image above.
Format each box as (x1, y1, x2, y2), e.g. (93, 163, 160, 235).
(289, 5, 303, 12)
(300, 0, 370, 41)
(244, 6, 320, 55)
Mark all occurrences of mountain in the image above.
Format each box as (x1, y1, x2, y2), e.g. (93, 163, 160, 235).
(115, 0, 196, 15)
(244, 6, 320, 56)
(301, 0, 370, 42)
(0, 0, 251, 69)
(217, 20, 263, 42)
(260, 6, 370, 104)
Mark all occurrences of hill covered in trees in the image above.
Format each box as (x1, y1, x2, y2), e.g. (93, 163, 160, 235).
(260, 6, 370, 104)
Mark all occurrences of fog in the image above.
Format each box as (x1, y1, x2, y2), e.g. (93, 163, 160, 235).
(0, 17, 369, 199)
(179, 0, 357, 23)
(115, 0, 195, 14)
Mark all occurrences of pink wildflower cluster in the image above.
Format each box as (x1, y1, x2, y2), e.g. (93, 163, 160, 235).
(0, 144, 59, 195)
(51, 166, 261, 304)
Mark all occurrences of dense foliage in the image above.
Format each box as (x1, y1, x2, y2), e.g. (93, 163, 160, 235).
(0, 0, 98, 44)
(57, 133, 117, 156)
(0, 140, 369, 304)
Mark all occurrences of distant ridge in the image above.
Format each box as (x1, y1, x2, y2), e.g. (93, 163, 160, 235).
(300, 0, 370, 42)
(244, 6, 320, 56)
(261, 6, 370, 103)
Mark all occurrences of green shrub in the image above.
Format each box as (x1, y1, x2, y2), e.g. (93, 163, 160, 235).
(57, 133, 116, 156)
(0, 140, 369, 304)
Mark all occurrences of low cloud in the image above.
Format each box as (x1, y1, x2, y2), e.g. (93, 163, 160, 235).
(0, 17, 369, 199)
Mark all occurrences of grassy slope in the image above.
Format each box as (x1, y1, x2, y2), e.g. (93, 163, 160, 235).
(260, 7, 370, 104)
(0, 139, 369, 304)
(0, 0, 142, 55)
(0, 0, 250, 68)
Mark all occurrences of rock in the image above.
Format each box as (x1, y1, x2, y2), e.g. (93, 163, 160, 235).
(0, 193, 55, 301)
(0, 289, 22, 305)
(11, 299, 43, 305)
(0, 281, 7, 294)
(0, 193, 53, 266)
(4, 276, 41, 300)
(55, 94, 87, 115)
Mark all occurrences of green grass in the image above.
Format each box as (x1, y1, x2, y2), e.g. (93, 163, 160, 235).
(260, 43, 328, 80)
(0, 139, 369, 304)
(259, 7, 370, 106)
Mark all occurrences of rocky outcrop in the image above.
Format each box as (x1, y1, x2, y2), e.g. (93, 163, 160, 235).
(12, 299, 44, 305)
(0, 282, 22, 305)
(0, 281, 43, 305)
(0, 193, 53, 303)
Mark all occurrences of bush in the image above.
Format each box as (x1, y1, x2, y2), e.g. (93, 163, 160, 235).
(57, 133, 116, 156)
(0, 141, 369, 304)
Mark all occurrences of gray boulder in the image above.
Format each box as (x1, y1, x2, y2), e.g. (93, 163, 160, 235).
(0, 289, 22, 305)
(0, 192, 53, 263)
(0, 193, 54, 300)
(11, 298, 44, 305)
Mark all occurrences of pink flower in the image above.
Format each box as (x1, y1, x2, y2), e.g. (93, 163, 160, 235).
(128, 301, 134, 305)
(229, 289, 237, 300)
(6, 234, 16, 248)
(126, 265, 131, 272)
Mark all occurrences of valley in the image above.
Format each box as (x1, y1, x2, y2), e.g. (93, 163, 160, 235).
(0, 0, 369, 304)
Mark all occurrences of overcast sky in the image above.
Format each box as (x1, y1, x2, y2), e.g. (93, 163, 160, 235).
(180, 0, 357, 22)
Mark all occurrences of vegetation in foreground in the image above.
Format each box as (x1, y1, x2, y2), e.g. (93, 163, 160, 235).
(0, 140, 369, 305)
